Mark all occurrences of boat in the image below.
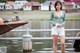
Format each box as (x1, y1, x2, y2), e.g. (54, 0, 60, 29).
(0, 21, 28, 35)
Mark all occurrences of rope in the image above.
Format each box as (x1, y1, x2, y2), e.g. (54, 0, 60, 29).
(5, 23, 13, 29)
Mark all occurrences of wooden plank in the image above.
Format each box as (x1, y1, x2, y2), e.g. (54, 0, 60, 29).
(34, 51, 79, 53)
(36, 50, 69, 53)
(65, 48, 74, 51)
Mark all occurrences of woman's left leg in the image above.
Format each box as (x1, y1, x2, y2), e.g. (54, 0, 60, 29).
(60, 35, 65, 53)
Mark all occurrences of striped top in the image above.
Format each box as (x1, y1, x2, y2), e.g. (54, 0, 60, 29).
(50, 11, 66, 27)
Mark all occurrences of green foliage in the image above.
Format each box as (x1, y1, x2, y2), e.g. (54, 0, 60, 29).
(0, 0, 7, 2)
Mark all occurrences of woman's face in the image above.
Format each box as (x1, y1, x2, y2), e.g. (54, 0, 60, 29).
(56, 3, 61, 11)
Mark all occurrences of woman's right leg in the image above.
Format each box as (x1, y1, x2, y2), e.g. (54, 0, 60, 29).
(53, 35, 58, 53)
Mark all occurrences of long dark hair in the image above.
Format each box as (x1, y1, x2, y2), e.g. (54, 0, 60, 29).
(54, 1, 62, 11)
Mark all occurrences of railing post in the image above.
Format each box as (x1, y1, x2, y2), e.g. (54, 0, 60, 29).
(23, 28, 32, 52)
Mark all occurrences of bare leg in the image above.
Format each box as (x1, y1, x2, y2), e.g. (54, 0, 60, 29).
(60, 35, 65, 53)
(53, 35, 58, 53)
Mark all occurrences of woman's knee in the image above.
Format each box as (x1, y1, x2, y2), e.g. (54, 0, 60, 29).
(53, 43, 57, 46)
(61, 42, 65, 46)
(53, 41, 58, 46)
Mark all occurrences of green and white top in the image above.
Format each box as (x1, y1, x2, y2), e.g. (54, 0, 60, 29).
(50, 11, 66, 27)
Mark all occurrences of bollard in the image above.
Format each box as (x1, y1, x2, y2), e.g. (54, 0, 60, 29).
(0, 46, 7, 53)
(23, 33, 32, 52)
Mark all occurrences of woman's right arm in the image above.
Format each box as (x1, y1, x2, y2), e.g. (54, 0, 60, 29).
(50, 12, 56, 26)
(50, 12, 53, 20)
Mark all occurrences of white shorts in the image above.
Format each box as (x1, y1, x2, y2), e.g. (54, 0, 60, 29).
(51, 26, 65, 36)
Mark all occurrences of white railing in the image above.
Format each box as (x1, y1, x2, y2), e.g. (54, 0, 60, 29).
(11, 29, 80, 32)
(0, 37, 80, 40)
(0, 29, 80, 40)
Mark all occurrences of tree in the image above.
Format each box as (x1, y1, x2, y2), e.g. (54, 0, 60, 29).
(15, 0, 27, 1)
(8, 0, 15, 1)
(0, 0, 7, 2)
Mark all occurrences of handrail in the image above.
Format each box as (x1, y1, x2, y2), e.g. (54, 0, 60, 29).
(0, 37, 80, 40)
(11, 29, 80, 32)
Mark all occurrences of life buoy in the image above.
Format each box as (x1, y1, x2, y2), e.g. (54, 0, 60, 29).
(0, 18, 4, 23)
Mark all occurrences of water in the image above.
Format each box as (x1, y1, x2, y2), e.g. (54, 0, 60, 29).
(0, 31, 23, 53)
(0, 40, 22, 53)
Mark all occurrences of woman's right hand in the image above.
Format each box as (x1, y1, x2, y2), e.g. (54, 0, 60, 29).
(56, 23, 61, 28)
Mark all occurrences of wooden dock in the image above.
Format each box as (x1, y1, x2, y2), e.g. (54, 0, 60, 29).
(34, 51, 80, 53)
(33, 51, 80, 53)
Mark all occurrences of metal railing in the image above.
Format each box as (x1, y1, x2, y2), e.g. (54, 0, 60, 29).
(11, 29, 80, 32)
(0, 37, 80, 40)
(0, 29, 80, 40)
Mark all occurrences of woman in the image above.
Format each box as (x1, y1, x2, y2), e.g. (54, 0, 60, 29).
(50, 1, 66, 53)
